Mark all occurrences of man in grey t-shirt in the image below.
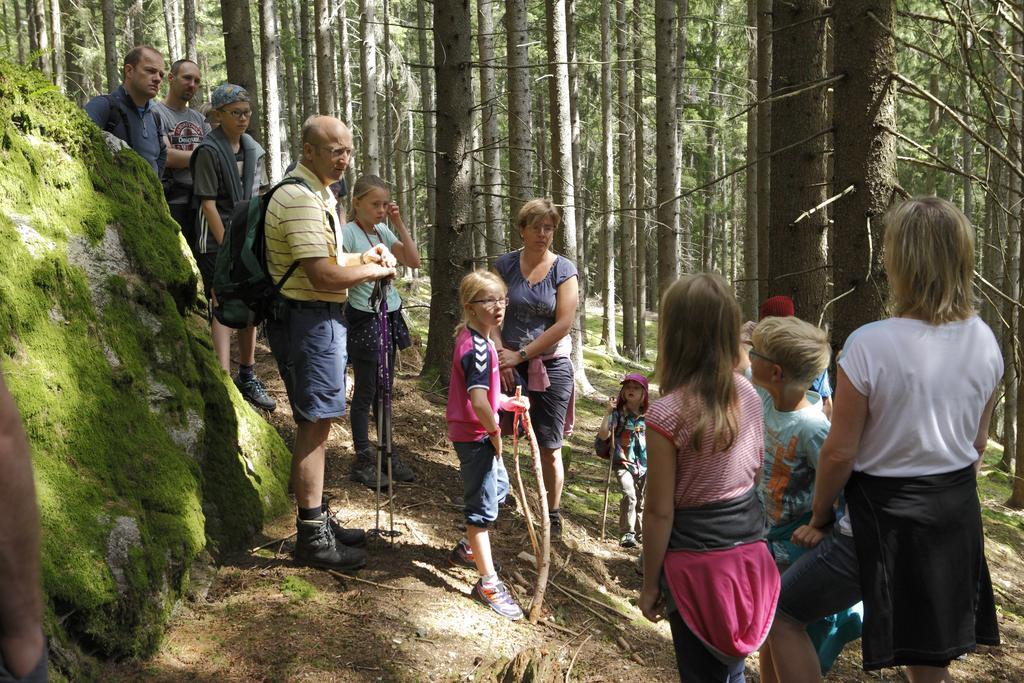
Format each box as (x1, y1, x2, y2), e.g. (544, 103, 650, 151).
(152, 59, 210, 251)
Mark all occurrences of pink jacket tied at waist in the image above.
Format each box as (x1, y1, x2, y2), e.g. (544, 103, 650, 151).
(515, 335, 574, 436)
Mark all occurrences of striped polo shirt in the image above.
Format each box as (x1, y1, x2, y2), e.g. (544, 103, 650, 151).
(265, 163, 346, 303)
(646, 373, 764, 509)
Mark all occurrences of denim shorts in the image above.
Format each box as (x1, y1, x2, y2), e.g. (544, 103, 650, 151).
(266, 302, 348, 423)
(777, 528, 861, 625)
(504, 356, 574, 450)
(455, 438, 509, 528)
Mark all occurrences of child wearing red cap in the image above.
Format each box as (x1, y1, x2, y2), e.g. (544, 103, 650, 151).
(596, 373, 649, 547)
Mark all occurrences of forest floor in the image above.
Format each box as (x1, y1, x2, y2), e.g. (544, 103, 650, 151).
(103, 294, 1024, 682)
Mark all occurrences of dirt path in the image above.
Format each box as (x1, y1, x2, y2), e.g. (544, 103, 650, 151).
(103, 341, 1024, 682)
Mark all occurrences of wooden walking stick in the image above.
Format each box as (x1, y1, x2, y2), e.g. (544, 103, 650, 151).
(599, 444, 615, 541)
(511, 388, 540, 564)
(515, 392, 551, 624)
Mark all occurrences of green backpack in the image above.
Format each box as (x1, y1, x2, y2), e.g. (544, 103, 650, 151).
(211, 177, 305, 329)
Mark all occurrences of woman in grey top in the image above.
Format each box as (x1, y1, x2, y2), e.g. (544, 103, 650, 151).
(492, 198, 579, 540)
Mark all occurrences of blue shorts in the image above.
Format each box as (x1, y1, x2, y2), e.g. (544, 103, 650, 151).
(266, 301, 348, 423)
(455, 439, 509, 528)
(777, 528, 861, 625)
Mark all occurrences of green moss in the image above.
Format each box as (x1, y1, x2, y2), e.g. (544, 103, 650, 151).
(0, 60, 291, 673)
(281, 576, 318, 601)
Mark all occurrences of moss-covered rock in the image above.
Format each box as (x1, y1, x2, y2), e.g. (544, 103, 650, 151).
(0, 62, 292, 673)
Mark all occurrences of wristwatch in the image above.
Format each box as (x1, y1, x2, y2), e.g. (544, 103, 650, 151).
(518, 348, 528, 362)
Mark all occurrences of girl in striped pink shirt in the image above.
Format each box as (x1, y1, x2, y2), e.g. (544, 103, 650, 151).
(640, 273, 778, 683)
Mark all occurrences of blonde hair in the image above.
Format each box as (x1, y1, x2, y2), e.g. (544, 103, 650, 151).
(352, 174, 389, 201)
(516, 198, 560, 231)
(752, 316, 830, 388)
(655, 273, 741, 453)
(455, 270, 507, 336)
(884, 197, 975, 324)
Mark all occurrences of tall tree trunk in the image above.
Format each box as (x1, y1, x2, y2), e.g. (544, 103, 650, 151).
(299, 0, 316, 120)
(423, 0, 473, 378)
(675, 0, 689, 273)
(31, 0, 49, 75)
(743, 0, 758, 319)
(183, 0, 196, 61)
(599, 0, 617, 355)
(756, 0, 771, 304)
(549, 0, 592, 393)
(506, 0, 533, 248)
(339, 0, 354, 189)
(260, 0, 282, 183)
(221, 0, 262, 142)
(130, 0, 143, 46)
(382, 0, 395, 185)
(49, 0, 63, 87)
(163, 0, 180, 61)
(63, 0, 85, 103)
(832, 1, 896, 349)
(616, 0, 635, 356)
(478, 0, 503, 264)
(416, 0, 436, 237)
(768, 0, 829, 324)
(633, 0, 646, 360)
(314, 0, 335, 116)
(359, 0, 379, 175)
(13, 0, 25, 64)
(101, 0, 117, 91)
(655, 0, 679, 291)
(701, 0, 723, 271)
(1001, 25, 1022, 475)
(536, 89, 549, 197)
(567, 0, 585, 338)
(280, 0, 298, 158)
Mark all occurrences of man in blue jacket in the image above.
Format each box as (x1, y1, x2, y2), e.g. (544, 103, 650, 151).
(84, 46, 168, 177)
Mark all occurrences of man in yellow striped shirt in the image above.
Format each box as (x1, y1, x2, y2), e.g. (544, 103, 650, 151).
(265, 115, 396, 571)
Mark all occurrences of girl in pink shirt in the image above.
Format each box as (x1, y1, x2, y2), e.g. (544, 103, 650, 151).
(445, 271, 529, 620)
(640, 273, 777, 683)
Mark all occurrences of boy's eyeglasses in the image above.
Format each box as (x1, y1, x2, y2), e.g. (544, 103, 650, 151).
(469, 297, 509, 309)
(221, 108, 252, 120)
(749, 348, 779, 365)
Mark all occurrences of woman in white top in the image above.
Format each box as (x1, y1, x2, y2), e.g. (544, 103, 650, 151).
(768, 197, 1002, 682)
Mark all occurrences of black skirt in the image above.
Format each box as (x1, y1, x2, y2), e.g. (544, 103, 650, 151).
(845, 465, 999, 670)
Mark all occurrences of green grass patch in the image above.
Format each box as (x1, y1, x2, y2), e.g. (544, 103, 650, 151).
(280, 576, 318, 601)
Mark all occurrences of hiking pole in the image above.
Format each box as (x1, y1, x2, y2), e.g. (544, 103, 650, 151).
(517, 397, 551, 624)
(510, 388, 540, 565)
(369, 279, 400, 542)
(600, 447, 615, 541)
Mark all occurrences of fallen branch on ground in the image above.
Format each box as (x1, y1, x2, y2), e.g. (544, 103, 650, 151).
(328, 570, 427, 592)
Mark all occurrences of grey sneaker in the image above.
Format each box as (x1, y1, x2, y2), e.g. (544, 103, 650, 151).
(620, 532, 638, 548)
(294, 514, 366, 571)
(351, 449, 390, 489)
(236, 375, 276, 411)
(389, 455, 416, 483)
(472, 579, 524, 621)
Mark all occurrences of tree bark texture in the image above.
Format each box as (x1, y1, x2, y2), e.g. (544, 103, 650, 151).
(259, 0, 282, 183)
(600, 0, 617, 355)
(505, 0, 533, 249)
(547, 0, 591, 393)
(768, 0, 829, 325)
(674, 0, 689, 272)
(478, 0, 503, 264)
(49, 0, 63, 88)
(163, 0, 179, 63)
(359, 0, 380, 175)
(416, 0, 436, 238)
(743, 0, 758, 319)
(314, 0, 335, 117)
(831, 0, 897, 349)
(633, 0, 646, 360)
(221, 0, 262, 142)
(655, 0, 679, 291)
(701, 0, 723, 272)
(183, 0, 196, 61)
(422, 0, 473, 378)
(756, 0, 771, 305)
(339, 0, 354, 190)
(101, 0, 117, 91)
(616, 0, 635, 356)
